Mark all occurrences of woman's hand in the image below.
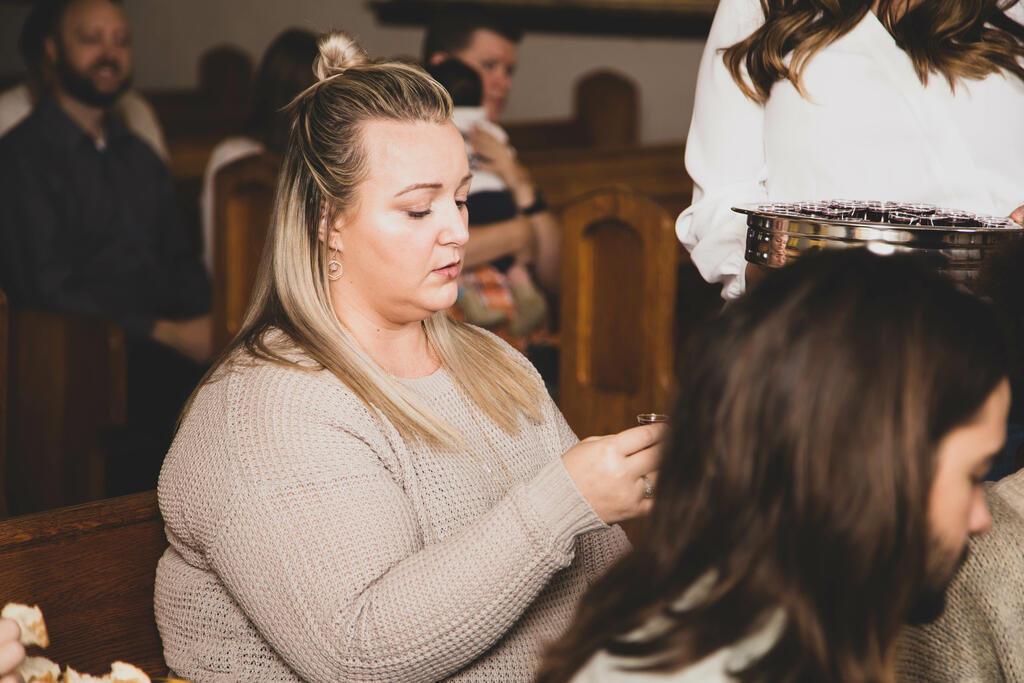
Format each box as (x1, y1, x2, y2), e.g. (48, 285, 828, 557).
(562, 423, 665, 525)
(468, 127, 535, 208)
(1011, 205, 1024, 225)
(151, 314, 213, 364)
(0, 618, 25, 683)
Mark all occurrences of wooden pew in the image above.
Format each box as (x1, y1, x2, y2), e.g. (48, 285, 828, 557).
(149, 44, 255, 246)
(212, 152, 279, 351)
(505, 70, 638, 150)
(148, 44, 252, 143)
(0, 491, 168, 678)
(0, 290, 7, 517)
(6, 309, 126, 516)
(558, 187, 679, 437)
(521, 143, 692, 218)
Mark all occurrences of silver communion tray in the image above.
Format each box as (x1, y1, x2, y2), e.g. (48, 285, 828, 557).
(735, 201, 1024, 285)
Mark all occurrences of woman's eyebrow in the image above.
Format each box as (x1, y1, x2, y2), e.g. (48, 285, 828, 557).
(395, 182, 442, 197)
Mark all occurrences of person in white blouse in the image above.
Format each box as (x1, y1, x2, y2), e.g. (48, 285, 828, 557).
(677, 0, 1024, 300)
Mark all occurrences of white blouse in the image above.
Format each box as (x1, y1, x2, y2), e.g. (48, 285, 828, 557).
(676, 0, 1024, 299)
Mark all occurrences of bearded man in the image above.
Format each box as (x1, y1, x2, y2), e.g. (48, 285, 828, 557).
(0, 0, 211, 498)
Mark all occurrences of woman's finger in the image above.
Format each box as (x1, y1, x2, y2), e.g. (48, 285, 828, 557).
(611, 423, 667, 457)
(0, 621, 18, 644)
(624, 444, 661, 480)
(0, 639, 25, 678)
(1010, 204, 1024, 225)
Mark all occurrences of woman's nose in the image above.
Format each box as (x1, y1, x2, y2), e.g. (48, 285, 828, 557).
(440, 202, 469, 246)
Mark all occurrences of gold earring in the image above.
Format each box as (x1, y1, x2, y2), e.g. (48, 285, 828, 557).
(327, 249, 343, 281)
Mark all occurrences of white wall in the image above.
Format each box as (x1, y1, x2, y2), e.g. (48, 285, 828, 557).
(0, 0, 706, 144)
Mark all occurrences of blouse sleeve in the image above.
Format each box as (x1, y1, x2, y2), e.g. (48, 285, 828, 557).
(201, 370, 606, 682)
(676, 0, 769, 300)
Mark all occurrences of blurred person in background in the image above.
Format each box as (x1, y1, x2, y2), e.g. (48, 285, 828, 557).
(199, 27, 319, 272)
(424, 10, 561, 388)
(0, 0, 211, 496)
(0, 0, 168, 159)
(427, 57, 549, 337)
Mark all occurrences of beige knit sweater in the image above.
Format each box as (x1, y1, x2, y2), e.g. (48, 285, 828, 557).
(895, 470, 1024, 682)
(154, 341, 629, 682)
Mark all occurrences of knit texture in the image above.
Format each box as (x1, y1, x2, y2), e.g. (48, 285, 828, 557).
(154, 336, 629, 682)
(894, 472, 1024, 682)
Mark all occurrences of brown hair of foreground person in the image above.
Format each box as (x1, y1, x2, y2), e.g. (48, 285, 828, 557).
(539, 249, 1010, 682)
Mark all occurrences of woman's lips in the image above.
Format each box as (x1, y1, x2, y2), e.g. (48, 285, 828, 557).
(433, 261, 461, 279)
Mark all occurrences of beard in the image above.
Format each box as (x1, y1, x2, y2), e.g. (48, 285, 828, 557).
(904, 541, 970, 626)
(54, 41, 132, 108)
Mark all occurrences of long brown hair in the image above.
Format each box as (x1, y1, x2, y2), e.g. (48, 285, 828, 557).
(539, 250, 1009, 682)
(724, 0, 1024, 102)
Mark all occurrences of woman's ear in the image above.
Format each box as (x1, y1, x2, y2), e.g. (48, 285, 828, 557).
(319, 212, 344, 253)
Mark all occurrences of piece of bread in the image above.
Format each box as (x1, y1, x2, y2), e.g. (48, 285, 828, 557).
(16, 655, 60, 683)
(62, 666, 109, 683)
(109, 661, 151, 683)
(1, 602, 50, 648)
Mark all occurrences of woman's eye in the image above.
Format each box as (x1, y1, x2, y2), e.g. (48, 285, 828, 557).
(455, 199, 468, 210)
(407, 209, 431, 219)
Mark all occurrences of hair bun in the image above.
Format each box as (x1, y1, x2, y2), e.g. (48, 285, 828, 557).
(313, 31, 369, 81)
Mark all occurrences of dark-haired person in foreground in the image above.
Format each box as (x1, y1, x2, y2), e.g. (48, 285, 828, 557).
(895, 466, 1024, 680)
(539, 249, 1008, 682)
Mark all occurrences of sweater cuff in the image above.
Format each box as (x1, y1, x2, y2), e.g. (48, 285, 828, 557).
(521, 458, 607, 554)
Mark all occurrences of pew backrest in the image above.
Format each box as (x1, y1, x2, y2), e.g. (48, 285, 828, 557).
(559, 187, 679, 437)
(211, 152, 279, 352)
(6, 308, 126, 515)
(0, 289, 7, 516)
(0, 490, 167, 677)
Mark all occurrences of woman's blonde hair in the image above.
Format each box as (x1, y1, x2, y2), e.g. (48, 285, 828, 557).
(189, 30, 544, 446)
(724, 0, 1024, 103)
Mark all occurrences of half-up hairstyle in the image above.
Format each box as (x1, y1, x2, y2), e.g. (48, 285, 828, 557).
(723, 0, 1024, 102)
(186, 30, 544, 446)
(539, 249, 1009, 682)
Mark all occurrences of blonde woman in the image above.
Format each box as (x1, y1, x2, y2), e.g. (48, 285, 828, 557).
(154, 32, 661, 683)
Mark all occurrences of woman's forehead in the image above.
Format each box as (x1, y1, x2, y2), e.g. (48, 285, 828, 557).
(359, 120, 467, 187)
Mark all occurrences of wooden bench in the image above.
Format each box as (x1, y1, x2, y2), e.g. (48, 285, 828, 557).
(522, 143, 692, 218)
(558, 187, 679, 437)
(506, 70, 638, 150)
(0, 290, 7, 517)
(0, 490, 168, 677)
(212, 152, 280, 351)
(5, 309, 126, 516)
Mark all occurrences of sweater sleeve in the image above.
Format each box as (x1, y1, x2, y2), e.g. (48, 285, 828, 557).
(203, 370, 607, 683)
(893, 488, 1024, 681)
(675, 0, 768, 300)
